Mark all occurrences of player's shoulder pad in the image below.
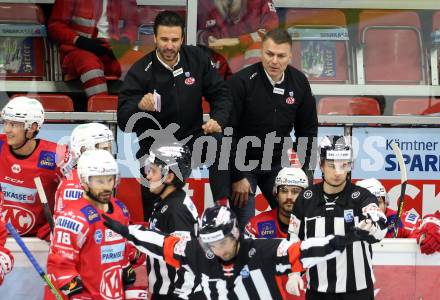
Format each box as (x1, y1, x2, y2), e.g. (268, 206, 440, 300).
(79, 205, 101, 224)
(114, 199, 130, 218)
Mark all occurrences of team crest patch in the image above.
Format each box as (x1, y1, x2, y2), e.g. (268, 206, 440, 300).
(37, 151, 56, 170)
(184, 77, 195, 85)
(80, 205, 100, 224)
(258, 221, 276, 238)
(285, 97, 295, 104)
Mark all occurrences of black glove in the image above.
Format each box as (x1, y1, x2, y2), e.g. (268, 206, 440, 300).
(346, 226, 372, 243)
(75, 36, 110, 56)
(103, 214, 130, 239)
(60, 276, 83, 297)
(122, 265, 136, 287)
(330, 227, 372, 252)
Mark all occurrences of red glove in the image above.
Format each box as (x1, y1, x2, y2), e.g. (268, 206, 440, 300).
(414, 217, 440, 255)
(420, 232, 440, 255)
(0, 246, 14, 286)
(36, 223, 51, 242)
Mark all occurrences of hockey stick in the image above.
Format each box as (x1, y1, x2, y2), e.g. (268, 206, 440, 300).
(34, 177, 55, 232)
(391, 142, 408, 238)
(6, 223, 64, 300)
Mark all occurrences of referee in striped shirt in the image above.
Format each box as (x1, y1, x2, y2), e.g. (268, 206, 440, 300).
(289, 136, 387, 299)
(103, 205, 355, 299)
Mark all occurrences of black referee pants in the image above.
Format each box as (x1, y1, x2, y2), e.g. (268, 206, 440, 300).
(306, 285, 374, 300)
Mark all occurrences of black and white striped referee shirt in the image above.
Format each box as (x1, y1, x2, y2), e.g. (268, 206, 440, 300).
(290, 182, 387, 294)
(123, 226, 346, 299)
(146, 189, 199, 297)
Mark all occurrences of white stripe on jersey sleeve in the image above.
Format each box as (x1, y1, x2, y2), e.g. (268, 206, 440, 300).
(233, 276, 250, 300)
(250, 270, 272, 299)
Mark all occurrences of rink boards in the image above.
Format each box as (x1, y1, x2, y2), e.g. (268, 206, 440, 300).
(2, 238, 439, 299)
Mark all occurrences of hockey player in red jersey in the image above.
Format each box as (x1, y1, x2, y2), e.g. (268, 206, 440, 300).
(0, 190, 14, 286)
(197, 0, 279, 72)
(245, 167, 309, 239)
(356, 178, 421, 238)
(54, 122, 114, 214)
(0, 97, 68, 236)
(411, 211, 440, 255)
(244, 167, 309, 299)
(45, 150, 146, 300)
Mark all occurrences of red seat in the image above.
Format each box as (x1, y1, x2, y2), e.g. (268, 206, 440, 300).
(11, 93, 74, 112)
(318, 97, 381, 115)
(393, 98, 440, 115)
(285, 9, 351, 83)
(422, 101, 440, 115)
(0, 4, 47, 80)
(358, 10, 425, 84)
(87, 95, 118, 112)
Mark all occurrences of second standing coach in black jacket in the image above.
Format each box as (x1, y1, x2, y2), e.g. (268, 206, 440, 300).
(227, 28, 318, 230)
(118, 11, 233, 219)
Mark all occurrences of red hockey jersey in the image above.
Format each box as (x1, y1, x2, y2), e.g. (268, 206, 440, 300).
(385, 207, 421, 238)
(245, 209, 305, 300)
(245, 208, 287, 239)
(0, 135, 67, 236)
(54, 168, 82, 214)
(0, 190, 7, 247)
(46, 196, 131, 300)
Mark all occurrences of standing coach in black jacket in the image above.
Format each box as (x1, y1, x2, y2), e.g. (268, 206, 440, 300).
(227, 28, 318, 230)
(118, 11, 233, 220)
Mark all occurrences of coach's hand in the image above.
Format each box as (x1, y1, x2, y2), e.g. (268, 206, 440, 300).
(138, 93, 156, 112)
(232, 178, 253, 208)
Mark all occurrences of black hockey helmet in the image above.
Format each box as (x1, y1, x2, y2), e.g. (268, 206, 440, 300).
(199, 205, 239, 244)
(145, 142, 192, 188)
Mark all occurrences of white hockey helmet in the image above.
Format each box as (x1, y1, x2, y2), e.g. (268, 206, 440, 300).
(356, 178, 389, 204)
(1, 97, 45, 130)
(273, 167, 309, 194)
(77, 150, 119, 185)
(70, 123, 114, 160)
